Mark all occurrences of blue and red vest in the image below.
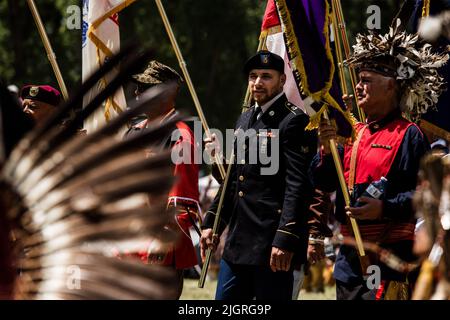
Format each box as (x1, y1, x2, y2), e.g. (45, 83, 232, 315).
(340, 117, 419, 243)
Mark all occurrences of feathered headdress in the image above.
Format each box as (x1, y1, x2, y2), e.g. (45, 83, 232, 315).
(345, 19, 449, 122)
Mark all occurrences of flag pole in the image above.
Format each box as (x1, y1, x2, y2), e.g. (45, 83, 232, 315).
(26, 0, 69, 101)
(198, 151, 235, 288)
(155, 0, 226, 179)
(322, 109, 369, 272)
(331, 0, 364, 122)
(330, 2, 348, 94)
(328, 1, 369, 271)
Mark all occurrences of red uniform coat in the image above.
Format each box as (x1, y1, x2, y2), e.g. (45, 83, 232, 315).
(122, 120, 200, 269)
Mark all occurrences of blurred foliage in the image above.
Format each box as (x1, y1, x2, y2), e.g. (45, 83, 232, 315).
(341, 0, 402, 40)
(120, 0, 266, 133)
(0, 0, 81, 92)
(120, 0, 403, 132)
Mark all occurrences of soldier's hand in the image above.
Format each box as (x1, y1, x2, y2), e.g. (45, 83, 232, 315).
(346, 196, 383, 220)
(204, 133, 221, 161)
(270, 247, 294, 272)
(200, 228, 219, 262)
(318, 118, 337, 155)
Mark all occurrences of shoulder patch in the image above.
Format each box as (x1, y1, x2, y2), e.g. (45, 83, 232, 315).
(284, 102, 297, 115)
(284, 101, 303, 116)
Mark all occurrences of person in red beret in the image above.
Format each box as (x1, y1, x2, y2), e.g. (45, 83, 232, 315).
(20, 85, 61, 124)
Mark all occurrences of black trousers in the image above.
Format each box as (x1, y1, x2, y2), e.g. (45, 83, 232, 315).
(215, 259, 293, 300)
(336, 280, 378, 300)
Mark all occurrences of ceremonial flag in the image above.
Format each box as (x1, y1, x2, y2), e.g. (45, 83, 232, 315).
(82, 0, 137, 133)
(267, 0, 354, 137)
(260, 0, 310, 114)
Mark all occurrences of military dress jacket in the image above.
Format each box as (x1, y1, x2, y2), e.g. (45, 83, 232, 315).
(202, 94, 317, 266)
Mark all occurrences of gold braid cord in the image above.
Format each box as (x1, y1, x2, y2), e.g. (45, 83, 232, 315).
(274, 0, 356, 133)
(87, 0, 138, 120)
(422, 0, 430, 18)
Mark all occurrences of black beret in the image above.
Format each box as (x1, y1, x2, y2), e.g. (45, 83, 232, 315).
(243, 50, 285, 75)
(20, 85, 61, 106)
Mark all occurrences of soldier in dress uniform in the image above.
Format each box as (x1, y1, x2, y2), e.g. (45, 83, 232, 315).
(200, 50, 317, 300)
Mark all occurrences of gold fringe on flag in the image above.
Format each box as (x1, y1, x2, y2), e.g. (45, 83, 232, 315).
(93, 45, 124, 121)
(422, 0, 430, 18)
(275, 0, 356, 134)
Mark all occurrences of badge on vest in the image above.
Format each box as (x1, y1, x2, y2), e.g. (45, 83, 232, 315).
(371, 143, 392, 150)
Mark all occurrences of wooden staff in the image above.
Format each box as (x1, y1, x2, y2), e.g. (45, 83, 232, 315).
(26, 0, 69, 101)
(331, 0, 364, 122)
(325, 1, 369, 271)
(155, 0, 225, 179)
(322, 109, 368, 269)
(330, 1, 348, 95)
(198, 151, 235, 288)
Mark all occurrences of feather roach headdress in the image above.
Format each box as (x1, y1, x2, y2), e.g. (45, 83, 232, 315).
(346, 19, 449, 122)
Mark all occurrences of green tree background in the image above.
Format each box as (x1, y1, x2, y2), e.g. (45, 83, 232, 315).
(119, 0, 267, 133)
(0, 0, 405, 131)
(0, 0, 81, 91)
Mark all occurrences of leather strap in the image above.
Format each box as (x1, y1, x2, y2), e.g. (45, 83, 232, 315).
(347, 125, 395, 245)
(348, 126, 367, 194)
(185, 207, 202, 237)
